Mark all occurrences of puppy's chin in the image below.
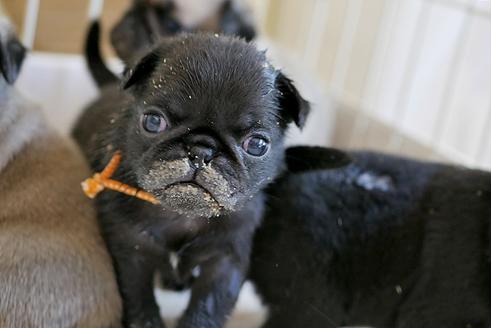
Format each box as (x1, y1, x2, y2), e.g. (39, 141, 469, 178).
(156, 183, 223, 218)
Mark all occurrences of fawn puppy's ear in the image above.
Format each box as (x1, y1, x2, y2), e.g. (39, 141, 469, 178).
(0, 19, 26, 84)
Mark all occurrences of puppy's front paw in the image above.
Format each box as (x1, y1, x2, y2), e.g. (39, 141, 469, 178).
(177, 314, 222, 328)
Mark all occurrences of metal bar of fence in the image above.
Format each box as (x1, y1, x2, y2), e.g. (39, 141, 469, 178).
(22, 0, 40, 48)
(329, 0, 363, 99)
(360, 0, 401, 114)
(302, 0, 331, 71)
(253, 0, 271, 33)
(431, 2, 474, 149)
(348, 0, 400, 147)
(388, 0, 430, 152)
(88, 0, 105, 19)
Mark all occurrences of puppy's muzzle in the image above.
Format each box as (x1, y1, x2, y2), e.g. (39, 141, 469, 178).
(140, 156, 237, 218)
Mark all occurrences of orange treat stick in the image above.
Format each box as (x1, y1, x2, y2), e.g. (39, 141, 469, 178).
(99, 178, 160, 205)
(100, 150, 122, 179)
(81, 151, 160, 205)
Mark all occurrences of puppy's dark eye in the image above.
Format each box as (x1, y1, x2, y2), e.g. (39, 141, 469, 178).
(242, 135, 269, 157)
(142, 113, 167, 133)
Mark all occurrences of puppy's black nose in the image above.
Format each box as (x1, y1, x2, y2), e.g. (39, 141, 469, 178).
(189, 145, 215, 167)
(186, 135, 217, 167)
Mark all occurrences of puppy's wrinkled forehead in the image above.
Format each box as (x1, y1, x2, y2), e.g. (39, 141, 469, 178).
(125, 34, 276, 120)
(153, 37, 273, 95)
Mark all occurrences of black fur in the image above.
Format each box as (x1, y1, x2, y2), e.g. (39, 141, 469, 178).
(85, 21, 118, 87)
(110, 0, 256, 65)
(251, 149, 491, 328)
(72, 34, 307, 328)
(220, 0, 256, 42)
(275, 73, 310, 128)
(110, 1, 181, 65)
(285, 146, 351, 173)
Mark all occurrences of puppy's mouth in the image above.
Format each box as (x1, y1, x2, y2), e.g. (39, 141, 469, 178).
(155, 181, 223, 218)
(162, 181, 219, 203)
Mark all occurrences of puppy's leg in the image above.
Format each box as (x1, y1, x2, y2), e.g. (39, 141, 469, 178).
(177, 255, 245, 328)
(109, 241, 165, 328)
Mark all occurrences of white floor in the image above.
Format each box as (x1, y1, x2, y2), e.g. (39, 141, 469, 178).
(155, 282, 267, 327)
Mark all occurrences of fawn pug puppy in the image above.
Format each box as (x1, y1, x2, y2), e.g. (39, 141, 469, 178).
(72, 34, 309, 327)
(251, 147, 490, 328)
(0, 18, 122, 327)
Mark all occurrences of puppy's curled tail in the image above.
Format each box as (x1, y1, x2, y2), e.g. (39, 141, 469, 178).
(85, 20, 118, 88)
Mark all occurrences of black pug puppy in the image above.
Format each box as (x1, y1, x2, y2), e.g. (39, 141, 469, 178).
(250, 147, 490, 328)
(86, 0, 255, 88)
(111, 0, 256, 65)
(72, 34, 309, 328)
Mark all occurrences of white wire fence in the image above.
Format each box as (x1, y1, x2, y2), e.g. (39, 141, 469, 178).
(254, 0, 491, 169)
(11, 0, 492, 169)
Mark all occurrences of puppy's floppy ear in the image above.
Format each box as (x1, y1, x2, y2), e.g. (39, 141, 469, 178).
(0, 33, 26, 84)
(275, 72, 310, 129)
(285, 146, 351, 173)
(122, 51, 159, 90)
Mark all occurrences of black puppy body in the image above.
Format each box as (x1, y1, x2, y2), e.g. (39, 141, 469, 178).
(73, 34, 308, 328)
(251, 149, 490, 328)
